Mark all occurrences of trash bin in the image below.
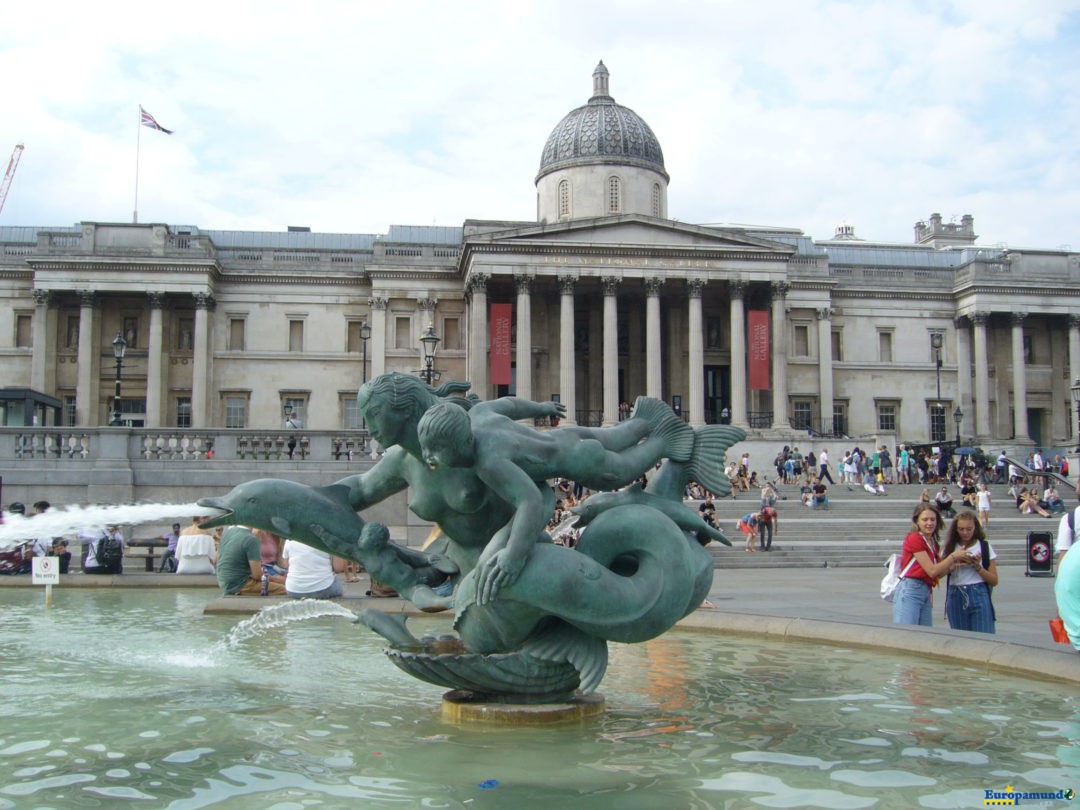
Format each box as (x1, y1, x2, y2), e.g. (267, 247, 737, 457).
(1025, 531, 1054, 577)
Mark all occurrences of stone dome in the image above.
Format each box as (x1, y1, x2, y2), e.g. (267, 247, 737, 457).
(536, 62, 668, 183)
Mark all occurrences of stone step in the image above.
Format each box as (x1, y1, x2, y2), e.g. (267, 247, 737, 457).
(707, 541, 1034, 569)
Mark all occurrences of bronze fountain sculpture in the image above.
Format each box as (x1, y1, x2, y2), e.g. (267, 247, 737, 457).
(199, 373, 744, 704)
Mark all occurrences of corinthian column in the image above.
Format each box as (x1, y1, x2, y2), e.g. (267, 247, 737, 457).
(30, 290, 53, 394)
(601, 275, 620, 426)
(729, 281, 747, 428)
(75, 290, 97, 426)
(514, 275, 533, 401)
(645, 277, 664, 400)
(466, 274, 489, 395)
(558, 275, 577, 425)
(686, 278, 705, 427)
(145, 293, 165, 427)
(192, 293, 214, 428)
(816, 307, 833, 435)
(972, 312, 991, 439)
(954, 316, 971, 442)
(369, 296, 388, 378)
(1011, 312, 1029, 441)
(771, 281, 790, 429)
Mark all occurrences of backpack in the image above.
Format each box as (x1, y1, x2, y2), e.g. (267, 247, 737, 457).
(0, 544, 30, 575)
(96, 533, 123, 569)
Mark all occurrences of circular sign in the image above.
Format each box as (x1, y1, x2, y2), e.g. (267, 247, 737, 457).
(1029, 540, 1051, 563)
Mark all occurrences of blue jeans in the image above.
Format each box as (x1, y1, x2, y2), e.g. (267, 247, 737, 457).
(287, 579, 344, 600)
(945, 583, 995, 634)
(892, 578, 933, 626)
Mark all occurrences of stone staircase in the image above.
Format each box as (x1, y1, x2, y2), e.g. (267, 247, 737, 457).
(698, 482, 1064, 569)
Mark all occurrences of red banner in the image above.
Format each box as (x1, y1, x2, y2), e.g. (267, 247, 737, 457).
(490, 303, 513, 385)
(748, 309, 770, 390)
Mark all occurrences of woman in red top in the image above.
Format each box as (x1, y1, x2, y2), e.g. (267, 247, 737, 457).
(892, 504, 967, 626)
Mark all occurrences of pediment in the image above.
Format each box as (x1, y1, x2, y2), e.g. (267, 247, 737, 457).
(467, 215, 795, 253)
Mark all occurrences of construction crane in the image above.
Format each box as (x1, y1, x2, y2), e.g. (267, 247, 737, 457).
(0, 143, 25, 216)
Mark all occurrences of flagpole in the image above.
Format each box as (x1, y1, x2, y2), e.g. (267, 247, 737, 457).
(133, 106, 141, 224)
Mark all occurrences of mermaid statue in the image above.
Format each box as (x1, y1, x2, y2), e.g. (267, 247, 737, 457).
(199, 372, 745, 703)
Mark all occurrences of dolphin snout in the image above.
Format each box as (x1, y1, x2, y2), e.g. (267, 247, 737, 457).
(195, 496, 233, 529)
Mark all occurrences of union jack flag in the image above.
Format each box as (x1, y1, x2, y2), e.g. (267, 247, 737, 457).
(140, 106, 173, 134)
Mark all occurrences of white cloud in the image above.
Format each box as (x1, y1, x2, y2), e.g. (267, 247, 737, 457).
(0, 0, 1076, 248)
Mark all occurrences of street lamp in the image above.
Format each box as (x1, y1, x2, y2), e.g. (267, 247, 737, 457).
(110, 332, 127, 426)
(1070, 377, 1080, 451)
(420, 326, 440, 386)
(720, 407, 730, 425)
(360, 321, 371, 431)
(953, 405, 963, 446)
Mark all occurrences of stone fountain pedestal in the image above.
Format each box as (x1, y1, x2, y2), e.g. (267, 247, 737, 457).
(441, 691, 605, 725)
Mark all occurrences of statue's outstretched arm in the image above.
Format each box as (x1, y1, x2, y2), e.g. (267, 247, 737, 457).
(486, 397, 565, 420)
(335, 447, 409, 511)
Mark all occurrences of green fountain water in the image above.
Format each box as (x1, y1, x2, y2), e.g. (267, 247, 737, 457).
(0, 588, 1075, 808)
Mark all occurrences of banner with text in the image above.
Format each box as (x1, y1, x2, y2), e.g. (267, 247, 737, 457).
(490, 303, 513, 385)
(748, 310, 770, 390)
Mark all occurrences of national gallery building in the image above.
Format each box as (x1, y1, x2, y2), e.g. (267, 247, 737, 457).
(1, 63, 1078, 451)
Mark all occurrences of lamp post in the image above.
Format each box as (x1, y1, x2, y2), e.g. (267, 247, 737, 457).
(953, 405, 963, 446)
(1071, 377, 1080, 452)
(360, 321, 371, 430)
(110, 332, 127, 426)
(420, 326, 440, 386)
(931, 332, 943, 442)
(720, 407, 730, 425)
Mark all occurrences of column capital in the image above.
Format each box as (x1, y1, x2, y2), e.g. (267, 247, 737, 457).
(687, 277, 707, 298)
(513, 274, 533, 295)
(644, 276, 665, 297)
(193, 292, 216, 310)
(78, 290, 97, 308)
(1069, 314, 1080, 329)
(147, 292, 165, 309)
(32, 289, 51, 307)
(1010, 311, 1028, 327)
(815, 307, 832, 321)
(369, 296, 389, 311)
(971, 311, 990, 326)
(771, 280, 791, 298)
(417, 297, 438, 312)
(557, 274, 577, 295)
(466, 273, 489, 295)
(601, 275, 621, 296)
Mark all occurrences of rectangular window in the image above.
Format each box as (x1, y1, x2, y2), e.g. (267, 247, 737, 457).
(341, 395, 363, 429)
(1023, 333, 1033, 364)
(289, 320, 304, 352)
(176, 397, 192, 428)
(283, 396, 307, 427)
(877, 403, 897, 433)
(63, 395, 76, 427)
(443, 317, 461, 351)
(224, 395, 247, 428)
(929, 404, 947, 443)
(793, 324, 809, 357)
(228, 318, 246, 351)
(792, 401, 813, 430)
(395, 316, 412, 349)
(346, 321, 362, 353)
(832, 402, 848, 437)
(15, 314, 32, 348)
(831, 330, 843, 362)
(176, 318, 194, 351)
(878, 331, 893, 363)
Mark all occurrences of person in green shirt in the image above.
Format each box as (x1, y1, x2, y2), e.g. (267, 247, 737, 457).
(214, 526, 286, 595)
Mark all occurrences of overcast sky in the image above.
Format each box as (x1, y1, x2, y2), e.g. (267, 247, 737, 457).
(2, 0, 1077, 248)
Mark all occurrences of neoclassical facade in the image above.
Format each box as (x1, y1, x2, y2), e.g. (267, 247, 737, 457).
(1, 65, 1078, 450)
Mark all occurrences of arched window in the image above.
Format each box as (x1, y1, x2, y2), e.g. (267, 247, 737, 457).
(558, 179, 570, 219)
(651, 183, 662, 217)
(607, 176, 621, 214)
